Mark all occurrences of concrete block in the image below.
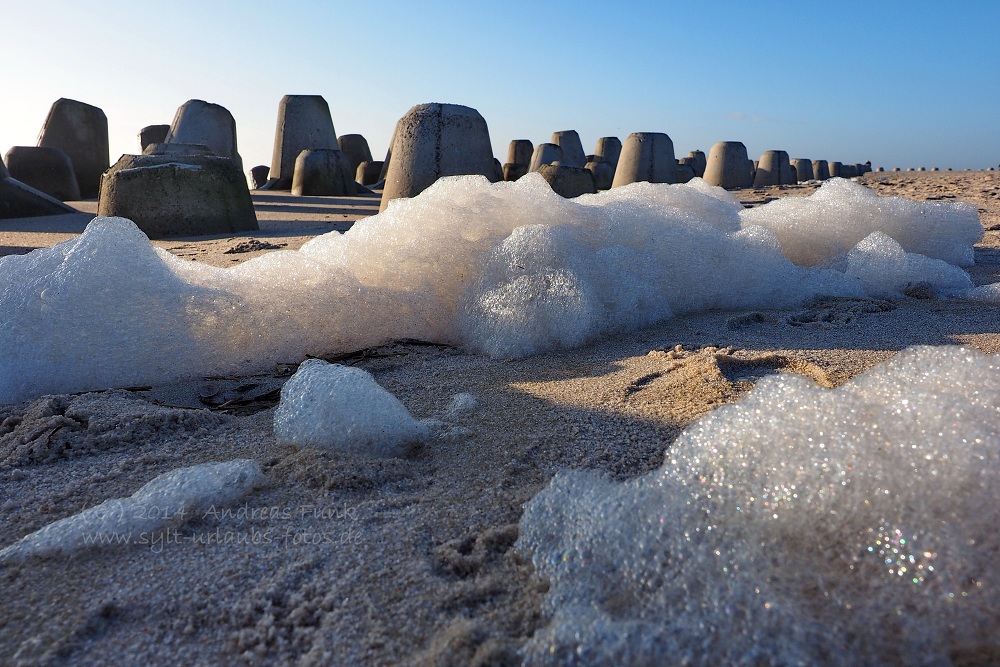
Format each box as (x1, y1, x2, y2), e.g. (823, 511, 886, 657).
(753, 150, 793, 187)
(594, 137, 622, 168)
(703, 141, 752, 189)
(612, 132, 677, 187)
(138, 124, 170, 151)
(537, 164, 596, 198)
(98, 154, 258, 237)
(507, 139, 533, 167)
(291, 149, 357, 196)
(829, 161, 843, 178)
(550, 130, 586, 167)
(264, 95, 338, 190)
(379, 103, 498, 212)
(812, 159, 830, 180)
(164, 99, 241, 170)
(675, 162, 696, 184)
(503, 163, 529, 182)
(0, 171, 79, 219)
(356, 160, 384, 186)
(790, 158, 814, 182)
(4, 146, 80, 201)
(529, 143, 563, 172)
(687, 149, 707, 177)
(337, 134, 373, 175)
(143, 143, 213, 157)
(36, 98, 109, 199)
(585, 159, 615, 190)
(250, 165, 270, 189)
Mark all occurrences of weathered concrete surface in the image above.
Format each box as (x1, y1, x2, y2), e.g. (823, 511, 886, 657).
(4, 146, 80, 201)
(291, 149, 357, 196)
(37, 98, 109, 199)
(537, 164, 596, 198)
(611, 132, 677, 187)
(703, 141, 753, 189)
(264, 95, 338, 190)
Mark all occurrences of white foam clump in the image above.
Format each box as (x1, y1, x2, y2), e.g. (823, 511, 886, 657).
(846, 231, 973, 296)
(516, 346, 1000, 665)
(0, 174, 986, 403)
(273, 359, 427, 457)
(0, 460, 263, 560)
(741, 177, 983, 267)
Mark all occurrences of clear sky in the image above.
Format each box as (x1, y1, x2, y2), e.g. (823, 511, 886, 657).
(2, 0, 998, 176)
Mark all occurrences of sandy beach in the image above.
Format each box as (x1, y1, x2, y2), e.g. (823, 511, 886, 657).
(1, 171, 999, 666)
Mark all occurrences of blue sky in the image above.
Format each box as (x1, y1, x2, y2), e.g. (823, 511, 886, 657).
(3, 0, 998, 176)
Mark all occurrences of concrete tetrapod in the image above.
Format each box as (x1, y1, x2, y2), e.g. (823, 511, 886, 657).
(263, 95, 338, 190)
(611, 132, 677, 187)
(703, 141, 752, 189)
(36, 98, 109, 199)
(379, 103, 498, 212)
(594, 137, 622, 168)
(812, 160, 830, 180)
(98, 154, 258, 238)
(503, 139, 533, 181)
(0, 157, 79, 218)
(337, 134, 373, 175)
(138, 125, 170, 152)
(291, 149, 357, 196)
(4, 146, 81, 201)
(790, 158, 814, 182)
(753, 150, 793, 187)
(551, 130, 587, 168)
(165, 100, 241, 170)
(537, 164, 596, 198)
(529, 143, 564, 172)
(585, 159, 615, 190)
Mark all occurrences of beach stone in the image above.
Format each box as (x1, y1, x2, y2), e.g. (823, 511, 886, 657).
(250, 165, 269, 189)
(585, 159, 615, 190)
(337, 134, 373, 175)
(4, 146, 81, 201)
(264, 95, 338, 190)
(36, 98, 109, 199)
(356, 160, 384, 186)
(529, 143, 563, 172)
(291, 149, 357, 196)
(753, 150, 793, 187)
(380, 103, 498, 212)
(594, 137, 622, 168)
(98, 154, 258, 237)
(675, 162, 696, 184)
(790, 158, 814, 182)
(812, 159, 830, 180)
(164, 99, 241, 170)
(138, 124, 169, 151)
(537, 164, 596, 198)
(612, 132, 677, 187)
(687, 150, 707, 177)
(0, 170, 78, 219)
(551, 130, 586, 168)
(703, 141, 753, 189)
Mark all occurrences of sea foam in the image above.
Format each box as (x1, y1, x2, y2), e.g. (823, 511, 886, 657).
(516, 345, 1000, 665)
(0, 175, 986, 403)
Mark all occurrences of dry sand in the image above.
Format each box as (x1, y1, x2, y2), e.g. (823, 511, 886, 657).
(1, 172, 998, 666)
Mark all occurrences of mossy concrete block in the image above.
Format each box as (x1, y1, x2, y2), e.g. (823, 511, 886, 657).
(265, 95, 338, 190)
(291, 149, 357, 196)
(98, 154, 258, 238)
(36, 98, 109, 199)
(537, 164, 596, 198)
(380, 103, 498, 212)
(138, 124, 170, 151)
(753, 150, 793, 187)
(594, 137, 622, 168)
(529, 143, 563, 172)
(812, 159, 830, 180)
(165, 99, 241, 170)
(612, 132, 676, 187)
(551, 130, 586, 167)
(4, 146, 80, 201)
(703, 141, 752, 189)
(338, 134, 373, 175)
(790, 158, 814, 182)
